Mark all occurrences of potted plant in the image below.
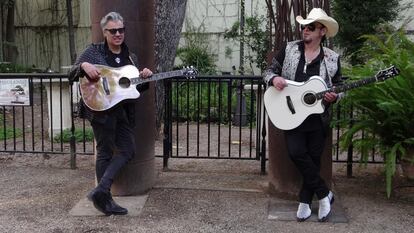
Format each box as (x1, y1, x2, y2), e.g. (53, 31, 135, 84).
(338, 28, 414, 197)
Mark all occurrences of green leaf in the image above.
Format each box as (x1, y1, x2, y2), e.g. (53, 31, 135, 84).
(338, 28, 414, 197)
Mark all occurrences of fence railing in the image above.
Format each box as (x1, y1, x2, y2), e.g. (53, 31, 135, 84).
(0, 73, 384, 176)
(0, 73, 94, 166)
(162, 75, 267, 173)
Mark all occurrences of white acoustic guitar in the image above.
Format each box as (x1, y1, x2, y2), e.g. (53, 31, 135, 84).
(79, 64, 197, 111)
(264, 66, 399, 130)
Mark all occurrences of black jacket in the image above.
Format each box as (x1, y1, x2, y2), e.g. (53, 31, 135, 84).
(68, 41, 148, 126)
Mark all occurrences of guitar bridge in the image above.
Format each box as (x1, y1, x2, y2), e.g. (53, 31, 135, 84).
(286, 96, 295, 114)
(102, 77, 110, 95)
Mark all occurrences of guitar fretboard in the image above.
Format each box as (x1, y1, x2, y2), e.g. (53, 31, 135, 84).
(130, 70, 184, 85)
(315, 76, 380, 100)
(315, 66, 398, 100)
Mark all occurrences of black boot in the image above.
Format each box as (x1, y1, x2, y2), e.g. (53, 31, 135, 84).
(108, 195, 128, 215)
(87, 188, 112, 216)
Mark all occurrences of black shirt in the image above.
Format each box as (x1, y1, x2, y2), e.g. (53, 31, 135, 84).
(104, 42, 132, 67)
(273, 41, 330, 131)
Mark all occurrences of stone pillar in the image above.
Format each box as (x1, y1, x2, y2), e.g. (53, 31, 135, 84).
(267, 124, 332, 199)
(44, 79, 72, 137)
(90, 0, 156, 195)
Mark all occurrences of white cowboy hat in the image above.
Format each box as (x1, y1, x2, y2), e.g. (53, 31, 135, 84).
(296, 8, 339, 38)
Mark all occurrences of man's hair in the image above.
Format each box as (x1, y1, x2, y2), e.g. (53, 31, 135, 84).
(319, 23, 327, 44)
(321, 35, 327, 44)
(100, 12, 124, 30)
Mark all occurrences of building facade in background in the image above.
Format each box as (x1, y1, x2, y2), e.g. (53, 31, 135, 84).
(9, 0, 414, 73)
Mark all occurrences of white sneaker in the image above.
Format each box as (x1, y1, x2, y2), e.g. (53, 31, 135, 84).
(296, 202, 311, 222)
(318, 191, 334, 222)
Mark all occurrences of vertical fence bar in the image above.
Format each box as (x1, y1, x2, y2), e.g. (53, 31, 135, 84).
(20, 106, 25, 151)
(174, 79, 179, 157)
(238, 80, 243, 157)
(49, 77, 54, 151)
(59, 77, 64, 151)
(70, 81, 76, 169)
(255, 84, 261, 160)
(248, 82, 254, 158)
(168, 81, 173, 160)
(30, 78, 35, 151)
(207, 79, 211, 157)
(227, 80, 232, 157)
(197, 80, 201, 157)
(163, 79, 172, 169)
(40, 78, 45, 152)
(347, 105, 354, 177)
(217, 79, 222, 157)
(12, 107, 16, 150)
(186, 79, 190, 157)
(1, 106, 6, 150)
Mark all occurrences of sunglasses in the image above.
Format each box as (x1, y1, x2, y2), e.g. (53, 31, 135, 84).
(300, 23, 323, 32)
(105, 27, 125, 35)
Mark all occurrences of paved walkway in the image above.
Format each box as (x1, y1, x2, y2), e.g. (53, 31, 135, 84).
(70, 158, 348, 223)
(1, 154, 413, 233)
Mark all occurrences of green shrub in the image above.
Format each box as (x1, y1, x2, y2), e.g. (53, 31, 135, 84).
(0, 127, 22, 140)
(338, 28, 414, 197)
(0, 63, 34, 73)
(171, 80, 257, 125)
(0, 113, 23, 140)
(224, 15, 270, 73)
(175, 22, 217, 75)
(53, 128, 94, 143)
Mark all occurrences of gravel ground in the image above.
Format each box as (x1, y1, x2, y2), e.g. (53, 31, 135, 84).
(0, 152, 413, 233)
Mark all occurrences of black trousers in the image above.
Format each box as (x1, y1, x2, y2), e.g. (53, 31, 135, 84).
(90, 106, 135, 191)
(284, 127, 329, 204)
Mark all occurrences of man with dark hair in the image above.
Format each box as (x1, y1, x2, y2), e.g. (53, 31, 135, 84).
(264, 8, 342, 222)
(69, 11, 152, 216)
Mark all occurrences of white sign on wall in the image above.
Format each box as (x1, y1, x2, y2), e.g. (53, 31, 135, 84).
(0, 79, 31, 106)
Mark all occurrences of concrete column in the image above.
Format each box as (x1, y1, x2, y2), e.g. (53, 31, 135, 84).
(267, 124, 332, 199)
(90, 0, 156, 195)
(44, 80, 72, 137)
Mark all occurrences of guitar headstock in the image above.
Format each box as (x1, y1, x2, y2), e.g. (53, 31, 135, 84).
(181, 66, 198, 78)
(375, 65, 400, 81)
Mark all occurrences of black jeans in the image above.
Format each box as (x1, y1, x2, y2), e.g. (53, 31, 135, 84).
(90, 106, 135, 191)
(285, 128, 329, 204)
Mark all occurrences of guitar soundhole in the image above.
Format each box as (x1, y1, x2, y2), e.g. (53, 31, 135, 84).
(304, 93, 316, 105)
(119, 77, 131, 88)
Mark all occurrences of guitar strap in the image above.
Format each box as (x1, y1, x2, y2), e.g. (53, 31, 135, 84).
(128, 55, 136, 67)
(320, 46, 340, 87)
(322, 48, 344, 100)
(323, 56, 331, 82)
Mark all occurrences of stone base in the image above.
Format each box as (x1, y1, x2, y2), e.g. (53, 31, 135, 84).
(267, 196, 348, 223)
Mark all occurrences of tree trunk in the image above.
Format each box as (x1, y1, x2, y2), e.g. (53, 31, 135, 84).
(4, 1, 16, 63)
(265, 0, 331, 52)
(0, 3, 4, 61)
(154, 0, 187, 138)
(66, 0, 77, 64)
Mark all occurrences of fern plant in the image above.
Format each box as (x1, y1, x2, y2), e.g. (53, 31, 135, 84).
(338, 28, 414, 197)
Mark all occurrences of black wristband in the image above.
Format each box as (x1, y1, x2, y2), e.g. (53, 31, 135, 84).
(268, 76, 276, 86)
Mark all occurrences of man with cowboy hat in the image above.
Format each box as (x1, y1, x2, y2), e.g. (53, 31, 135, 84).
(263, 8, 342, 222)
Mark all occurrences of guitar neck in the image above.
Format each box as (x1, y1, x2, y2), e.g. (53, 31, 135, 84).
(130, 70, 184, 85)
(315, 76, 380, 100)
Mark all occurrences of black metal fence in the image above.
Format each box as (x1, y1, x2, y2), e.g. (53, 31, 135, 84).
(0, 73, 384, 176)
(0, 73, 94, 169)
(162, 75, 267, 173)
